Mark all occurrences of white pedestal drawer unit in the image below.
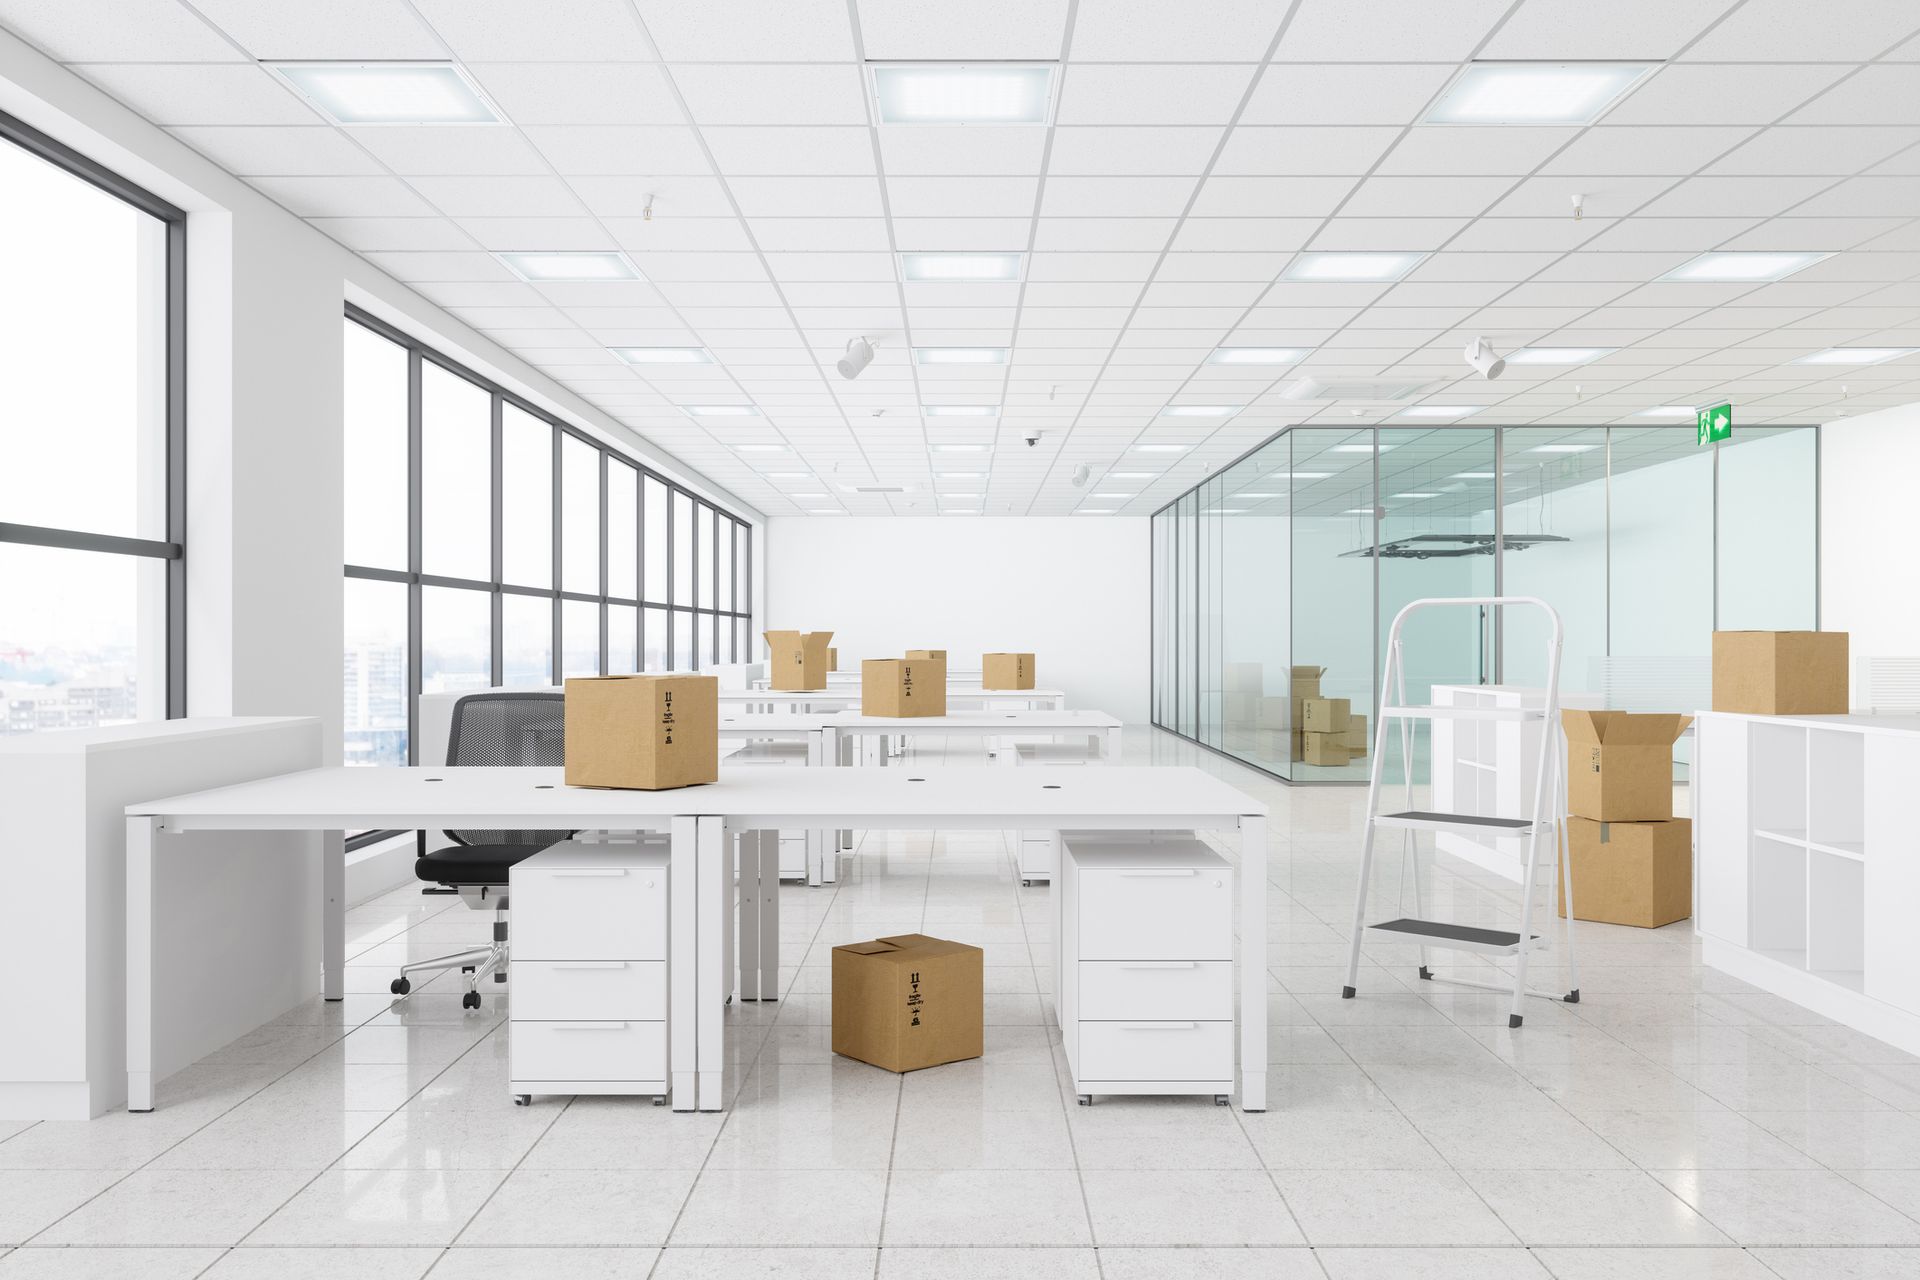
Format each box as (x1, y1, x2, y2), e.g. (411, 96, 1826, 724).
(1697, 712, 1920, 1056)
(1060, 836, 1235, 1104)
(509, 841, 669, 1105)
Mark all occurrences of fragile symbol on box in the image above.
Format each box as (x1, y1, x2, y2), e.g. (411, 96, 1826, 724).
(908, 970, 921, 1026)
(662, 689, 674, 745)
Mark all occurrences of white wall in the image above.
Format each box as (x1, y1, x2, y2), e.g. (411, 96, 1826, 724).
(0, 32, 761, 762)
(1821, 401, 1920, 688)
(767, 517, 1151, 722)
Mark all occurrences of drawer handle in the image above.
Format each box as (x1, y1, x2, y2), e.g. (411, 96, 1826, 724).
(1118, 1021, 1199, 1031)
(547, 962, 629, 971)
(548, 869, 630, 878)
(547, 1021, 630, 1031)
(1117, 962, 1198, 970)
(1117, 869, 1198, 878)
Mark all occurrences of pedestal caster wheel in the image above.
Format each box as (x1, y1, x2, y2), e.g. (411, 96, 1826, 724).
(390, 977, 410, 996)
(1077, 1094, 1093, 1106)
(514, 1094, 530, 1106)
(1214, 1094, 1231, 1106)
(462, 990, 482, 1010)
(653, 1096, 669, 1106)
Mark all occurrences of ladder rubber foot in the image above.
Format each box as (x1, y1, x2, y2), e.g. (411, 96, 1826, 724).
(1340, 985, 1356, 999)
(1564, 989, 1580, 1004)
(1508, 1014, 1523, 1029)
(1418, 966, 1433, 981)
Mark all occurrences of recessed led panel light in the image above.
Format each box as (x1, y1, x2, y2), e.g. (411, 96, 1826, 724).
(900, 251, 1023, 282)
(1283, 252, 1425, 283)
(1208, 347, 1307, 365)
(1393, 492, 1441, 499)
(1342, 508, 1378, 516)
(1203, 508, 1247, 514)
(1451, 471, 1509, 479)
(1133, 444, 1188, 452)
(1530, 443, 1598, 453)
(1796, 347, 1918, 365)
(1233, 492, 1282, 498)
(1505, 347, 1615, 365)
(1399, 405, 1484, 418)
(932, 443, 988, 452)
(1331, 443, 1394, 453)
(1661, 251, 1831, 283)
(914, 347, 1008, 365)
(1092, 492, 1135, 499)
(922, 405, 999, 417)
(1635, 406, 1697, 418)
(1075, 508, 1116, 515)
(268, 62, 501, 125)
(934, 470, 986, 478)
(497, 250, 638, 282)
(612, 345, 710, 364)
(808, 509, 846, 515)
(1425, 62, 1652, 126)
(1109, 472, 1158, 479)
(789, 492, 830, 500)
(870, 63, 1055, 126)
(1161, 405, 1240, 417)
(1271, 472, 1333, 480)
(684, 405, 758, 417)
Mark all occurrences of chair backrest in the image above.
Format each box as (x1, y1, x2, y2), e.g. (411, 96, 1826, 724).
(444, 691, 571, 848)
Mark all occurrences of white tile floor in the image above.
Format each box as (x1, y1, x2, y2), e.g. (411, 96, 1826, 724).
(6, 729, 1920, 1278)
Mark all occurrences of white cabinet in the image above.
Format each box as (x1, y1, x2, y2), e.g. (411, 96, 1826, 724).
(509, 841, 670, 1103)
(1060, 836, 1235, 1102)
(1697, 712, 1920, 1053)
(1429, 684, 1600, 882)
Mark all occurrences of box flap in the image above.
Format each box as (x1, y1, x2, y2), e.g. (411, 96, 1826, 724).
(836, 940, 901, 956)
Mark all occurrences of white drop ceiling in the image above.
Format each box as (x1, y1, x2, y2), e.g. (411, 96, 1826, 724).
(6, 0, 1920, 516)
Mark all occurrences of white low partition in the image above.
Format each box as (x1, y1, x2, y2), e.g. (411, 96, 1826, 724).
(1697, 711, 1920, 1053)
(0, 717, 323, 1119)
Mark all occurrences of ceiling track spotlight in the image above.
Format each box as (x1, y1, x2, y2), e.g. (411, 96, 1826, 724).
(1070, 463, 1091, 488)
(836, 335, 877, 380)
(1465, 336, 1506, 381)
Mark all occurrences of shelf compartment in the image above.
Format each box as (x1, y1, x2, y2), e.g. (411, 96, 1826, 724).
(1808, 729, 1866, 855)
(1749, 722, 1808, 839)
(1808, 848, 1865, 976)
(1749, 834, 1807, 961)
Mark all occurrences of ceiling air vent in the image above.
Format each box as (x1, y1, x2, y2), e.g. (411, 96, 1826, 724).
(1282, 377, 1432, 402)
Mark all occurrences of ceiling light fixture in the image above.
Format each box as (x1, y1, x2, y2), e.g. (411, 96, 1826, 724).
(612, 346, 711, 364)
(900, 251, 1023, 282)
(931, 443, 988, 453)
(1283, 252, 1426, 283)
(808, 509, 846, 515)
(869, 63, 1056, 126)
(1635, 406, 1697, 418)
(914, 347, 1008, 365)
(1108, 471, 1158, 479)
(268, 61, 502, 125)
(496, 250, 638, 282)
(1530, 443, 1599, 453)
(1207, 347, 1307, 365)
(1505, 347, 1615, 365)
(1393, 492, 1441, 499)
(1796, 347, 1918, 366)
(1661, 251, 1831, 283)
(836, 335, 877, 380)
(1071, 463, 1092, 487)
(1075, 508, 1116, 515)
(1331, 443, 1394, 453)
(1464, 337, 1506, 380)
(1093, 492, 1135, 499)
(1424, 62, 1652, 126)
(922, 405, 998, 417)
(684, 405, 758, 417)
(1401, 405, 1484, 418)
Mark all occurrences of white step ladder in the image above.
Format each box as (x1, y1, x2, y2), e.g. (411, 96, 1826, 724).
(1341, 596, 1580, 1028)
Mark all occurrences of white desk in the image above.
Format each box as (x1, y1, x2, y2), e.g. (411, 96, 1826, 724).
(127, 764, 1268, 1114)
(830, 709, 1120, 764)
(719, 689, 859, 713)
(718, 711, 839, 883)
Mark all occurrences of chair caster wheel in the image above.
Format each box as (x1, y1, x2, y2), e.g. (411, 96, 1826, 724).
(514, 1094, 530, 1106)
(462, 991, 482, 1010)
(1077, 1094, 1093, 1106)
(390, 977, 410, 996)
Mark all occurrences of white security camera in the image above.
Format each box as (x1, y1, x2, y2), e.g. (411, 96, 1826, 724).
(1465, 336, 1505, 380)
(1024, 429, 1042, 447)
(836, 336, 876, 380)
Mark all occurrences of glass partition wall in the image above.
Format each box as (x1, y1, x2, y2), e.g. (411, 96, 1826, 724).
(1153, 423, 1818, 783)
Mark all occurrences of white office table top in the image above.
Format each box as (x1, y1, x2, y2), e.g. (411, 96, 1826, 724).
(127, 763, 1257, 829)
(830, 709, 1118, 732)
(717, 712, 840, 732)
(717, 689, 857, 704)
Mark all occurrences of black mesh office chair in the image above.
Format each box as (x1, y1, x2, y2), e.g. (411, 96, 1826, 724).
(390, 691, 573, 1009)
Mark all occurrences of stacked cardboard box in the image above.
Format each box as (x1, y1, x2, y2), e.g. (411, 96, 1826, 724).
(1291, 665, 1366, 766)
(1558, 710, 1694, 928)
(1712, 631, 1848, 714)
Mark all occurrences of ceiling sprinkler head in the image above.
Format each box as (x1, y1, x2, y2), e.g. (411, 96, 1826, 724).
(1571, 192, 1584, 221)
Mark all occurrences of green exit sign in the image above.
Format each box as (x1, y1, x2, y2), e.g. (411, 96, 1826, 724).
(1697, 403, 1733, 446)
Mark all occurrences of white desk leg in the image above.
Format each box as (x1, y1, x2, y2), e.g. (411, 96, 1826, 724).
(127, 816, 159, 1112)
(808, 729, 831, 887)
(725, 832, 740, 1003)
(1240, 813, 1268, 1112)
(697, 815, 727, 1111)
(1105, 726, 1122, 762)
(323, 829, 345, 1001)
(837, 733, 853, 857)
(756, 830, 778, 1001)
(861, 733, 883, 768)
(736, 832, 755, 1003)
(670, 815, 699, 1110)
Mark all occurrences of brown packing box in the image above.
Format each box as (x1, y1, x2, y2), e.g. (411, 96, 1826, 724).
(1302, 732, 1352, 767)
(563, 674, 718, 791)
(1340, 714, 1369, 757)
(1712, 631, 1849, 715)
(763, 630, 834, 691)
(906, 649, 947, 661)
(1302, 697, 1351, 734)
(832, 933, 983, 1073)
(1561, 710, 1692, 822)
(982, 652, 1036, 690)
(827, 647, 838, 672)
(863, 657, 949, 717)
(1289, 665, 1325, 720)
(1557, 817, 1692, 929)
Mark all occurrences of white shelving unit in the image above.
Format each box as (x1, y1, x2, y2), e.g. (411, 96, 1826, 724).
(1697, 712, 1920, 1049)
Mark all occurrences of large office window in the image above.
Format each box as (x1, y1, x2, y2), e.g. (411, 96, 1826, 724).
(342, 308, 753, 774)
(0, 111, 184, 737)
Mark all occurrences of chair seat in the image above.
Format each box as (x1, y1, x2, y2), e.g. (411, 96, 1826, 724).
(416, 843, 549, 885)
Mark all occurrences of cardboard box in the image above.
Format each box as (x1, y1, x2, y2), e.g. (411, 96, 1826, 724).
(863, 657, 948, 717)
(906, 649, 947, 661)
(1557, 817, 1692, 929)
(832, 933, 983, 1073)
(1562, 710, 1692, 822)
(563, 674, 718, 791)
(1302, 732, 1352, 767)
(983, 652, 1036, 690)
(1290, 665, 1325, 721)
(1341, 714, 1369, 757)
(763, 630, 834, 691)
(827, 647, 838, 672)
(1302, 697, 1351, 734)
(1713, 631, 1849, 715)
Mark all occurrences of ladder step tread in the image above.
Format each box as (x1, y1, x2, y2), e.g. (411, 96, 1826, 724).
(1369, 918, 1536, 950)
(1380, 810, 1537, 830)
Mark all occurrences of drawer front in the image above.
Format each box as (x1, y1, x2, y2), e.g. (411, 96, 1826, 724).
(509, 960, 665, 1022)
(1076, 1020, 1233, 1083)
(1079, 961, 1232, 1021)
(1076, 866, 1233, 960)
(511, 1019, 666, 1083)
(512, 864, 666, 960)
